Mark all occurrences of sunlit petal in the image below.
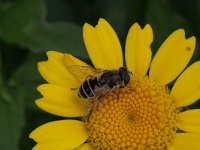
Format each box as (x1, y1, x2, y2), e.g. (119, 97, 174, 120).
(46, 51, 63, 61)
(176, 109, 200, 134)
(36, 84, 84, 117)
(170, 61, 200, 107)
(30, 120, 88, 150)
(83, 18, 123, 69)
(150, 29, 196, 85)
(168, 133, 200, 150)
(125, 23, 153, 76)
(38, 52, 79, 87)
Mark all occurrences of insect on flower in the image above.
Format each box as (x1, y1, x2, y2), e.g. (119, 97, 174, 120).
(67, 65, 132, 119)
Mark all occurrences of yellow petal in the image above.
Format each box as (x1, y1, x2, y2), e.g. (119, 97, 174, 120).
(83, 18, 123, 70)
(36, 84, 84, 117)
(168, 133, 200, 150)
(176, 109, 200, 134)
(125, 23, 153, 76)
(36, 99, 82, 118)
(63, 53, 91, 83)
(63, 53, 89, 67)
(32, 143, 71, 150)
(38, 53, 79, 88)
(170, 61, 200, 107)
(46, 51, 64, 61)
(30, 120, 88, 150)
(149, 29, 196, 85)
(75, 143, 94, 150)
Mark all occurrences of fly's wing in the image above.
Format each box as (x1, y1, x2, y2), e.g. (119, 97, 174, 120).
(82, 97, 103, 121)
(81, 99, 94, 119)
(66, 65, 106, 83)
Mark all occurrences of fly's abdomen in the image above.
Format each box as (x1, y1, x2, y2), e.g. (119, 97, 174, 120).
(78, 79, 95, 99)
(78, 85, 87, 99)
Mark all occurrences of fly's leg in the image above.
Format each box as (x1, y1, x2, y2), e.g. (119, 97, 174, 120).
(125, 87, 135, 92)
(71, 87, 78, 90)
(120, 85, 135, 91)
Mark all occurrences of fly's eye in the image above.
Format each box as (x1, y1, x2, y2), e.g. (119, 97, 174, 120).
(119, 67, 126, 73)
(124, 74, 130, 85)
(119, 67, 131, 85)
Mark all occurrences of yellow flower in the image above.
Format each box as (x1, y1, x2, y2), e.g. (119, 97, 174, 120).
(29, 18, 200, 150)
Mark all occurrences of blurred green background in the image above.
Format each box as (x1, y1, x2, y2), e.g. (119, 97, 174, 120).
(0, 0, 200, 150)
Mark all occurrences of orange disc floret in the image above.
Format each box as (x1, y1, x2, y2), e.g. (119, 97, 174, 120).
(86, 76, 178, 150)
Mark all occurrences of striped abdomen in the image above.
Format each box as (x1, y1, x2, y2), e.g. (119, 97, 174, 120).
(78, 78, 100, 99)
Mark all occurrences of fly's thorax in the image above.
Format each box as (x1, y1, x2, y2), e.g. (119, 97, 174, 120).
(99, 71, 122, 88)
(95, 74, 104, 87)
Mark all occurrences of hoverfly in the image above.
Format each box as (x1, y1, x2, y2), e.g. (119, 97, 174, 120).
(67, 65, 132, 119)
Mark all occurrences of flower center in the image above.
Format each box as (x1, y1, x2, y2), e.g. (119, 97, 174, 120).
(85, 76, 178, 150)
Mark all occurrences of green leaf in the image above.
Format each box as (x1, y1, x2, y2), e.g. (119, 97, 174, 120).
(0, 51, 2, 85)
(22, 22, 87, 59)
(11, 52, 44, 110)
(0, 52, 44, 150)
(0, 0, 89, 60)
(0, 49, 25, 150)
(145, 0, 192, 54)
(0, 43, 28, 80)
(0, 0, 45, 40)
(0, 86, 25, 150)
(0, 50, 12, 102)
